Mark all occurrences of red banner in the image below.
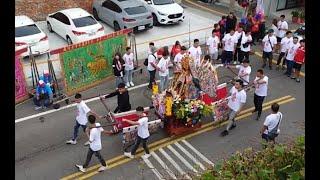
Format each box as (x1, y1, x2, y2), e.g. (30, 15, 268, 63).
(15, 55, 29, 104)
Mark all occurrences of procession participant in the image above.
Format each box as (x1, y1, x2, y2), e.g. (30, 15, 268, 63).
(157, 50, 170, 92)
(239, 30, 252, 63)
(147, 46, 157, 89)
(292, 39, 305, 83)
(221, 29, 238, 65)
(284, 36, 300, 78)
(173, 46, 187, 73)
(276, 15, 289, 53)
(147, 42, 155, 56)
(188, 39, 202, 67)
(101, 83, 131, 113)
(276, 31, 293, 70)
(76, 115, 109, 173)
(66, 93, 102, 145)
(228, 59, 251, 86)
(221, 79, 247, 136)
(123, 47, 135, 87)
(260, 103, 283, 144)
(252, 69, 269, 120)
(206, 29, 220, 63)
(123, 106, 151, 159)
(40, 69, 55, 94)
(33, 80, 53, 110)
(262, 29, 277, 69)
(233, 26, 244, 64)
(170, 40, 181, 58)
(112, 52, 125, 89)
(226, 12, 237, 33)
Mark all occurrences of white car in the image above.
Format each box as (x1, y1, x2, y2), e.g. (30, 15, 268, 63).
(46, 8, 105, 45)
(15, 15, 50, 57)
(140, 0, 184, 25)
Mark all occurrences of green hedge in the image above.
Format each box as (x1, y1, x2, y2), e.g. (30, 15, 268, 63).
(200, 136, 305, 180)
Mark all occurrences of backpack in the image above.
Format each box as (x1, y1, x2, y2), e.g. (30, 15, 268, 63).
(144, 54, 156, 66)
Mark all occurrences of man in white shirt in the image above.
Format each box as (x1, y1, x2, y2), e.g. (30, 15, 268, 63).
(66, 93, 102, 145)
(188, 39, 202, 67)
(262, 29, 277, 69)
(252, 69, 269, 120)
(147, 42, 155, 56)
(157, 50, 170, 92)
(276, 15, 289, 45)
(123, 47, 135, 87)
(221, 29, 238, 65)
(123, 106, 151, 159)
(284, 36, 300, 77)
(276, 31, 293, 70)
(260, 103, 283, 143)
(174, 46, 187, 73)
(206, 30, 220, 62)
(239, 30, 252, 63)
(221, 79, 247, 136)
(147, 46, 158, 89)
(233, 27, 244, 64)
(76, 115, 111, 173)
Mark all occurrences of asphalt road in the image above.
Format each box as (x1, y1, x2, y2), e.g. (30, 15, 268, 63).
(15, 3, 305, 180)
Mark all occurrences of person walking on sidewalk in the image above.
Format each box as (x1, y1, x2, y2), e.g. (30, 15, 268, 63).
(262, 29, 277, 69)
(147, 46, 158, 89)
(76, 115, 110, 173)
(252, 69, 269, 120)
(101, 83, 131, 113)
(284, 37, 300, 77)
(221, 29, 238, 65)
(221, 79, 247, 136)
(123, 47, 135, 87)
(157, 50, 170, 92)
(206, 29, 220, 62)
(112, 52, 125, 89)
(260, 103, 283, 144)
(239, 30, 252, 63)
(123, 106, 151, 159)
(276, 31, 293, 70)
(292, 39, 305, 83)
(66, 93, 102, 145)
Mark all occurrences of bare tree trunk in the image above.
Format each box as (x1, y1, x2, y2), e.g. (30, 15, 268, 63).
(229, 0, 235, 12)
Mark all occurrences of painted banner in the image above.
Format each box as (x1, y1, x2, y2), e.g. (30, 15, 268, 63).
(15, 55, 29, 104)
(60, 31, 129, 95)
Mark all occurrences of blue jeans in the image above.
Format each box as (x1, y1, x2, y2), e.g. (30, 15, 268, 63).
(73, 121, 87, 141)
(115, 76, 124, 88)
(285, 59, 294, 76)
(125, 69, 133, 84)
(33, 96, 51, 107)
(159, 75, 169, 92)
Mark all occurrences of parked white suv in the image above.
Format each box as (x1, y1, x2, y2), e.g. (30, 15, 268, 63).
(140, 0, 184, 25)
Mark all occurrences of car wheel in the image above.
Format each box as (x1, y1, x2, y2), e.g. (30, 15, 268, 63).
(114, 22, 121, 32)
(66, 36, 73, 45)
(93, 9, 100, 21)
(47, 22, 53, 32)
(152, 14, 159, 26)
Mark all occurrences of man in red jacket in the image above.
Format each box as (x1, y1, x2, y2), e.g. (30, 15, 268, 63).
(292, 39, 305, 83)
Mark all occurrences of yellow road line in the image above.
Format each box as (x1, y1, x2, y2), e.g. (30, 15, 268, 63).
(77, 97, 295, 179)
(61, 95, 293, 180)
(185, 0, 228, 17)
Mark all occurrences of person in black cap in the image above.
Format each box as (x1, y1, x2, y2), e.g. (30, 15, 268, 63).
(261, 29, 277, 69)
(100, 83, 131, 113)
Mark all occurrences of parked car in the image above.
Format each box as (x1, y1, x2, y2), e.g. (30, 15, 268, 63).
(139, 0, 185, 26)
(15, 15, 50, 57)
(93, 0, 153, 32)
(46, 8, 105, 45)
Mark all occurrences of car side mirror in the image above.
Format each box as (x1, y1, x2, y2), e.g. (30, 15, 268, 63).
(147, 0, 152, 4)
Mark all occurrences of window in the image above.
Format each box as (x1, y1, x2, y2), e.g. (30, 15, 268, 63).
(51, 12, 70, 25)
(124, 6, 147, 15)
(153, 0, 174, 5)
(72, 16, 97, 27)
(102, 0, 122, 13)
(15, 24, 41, 37)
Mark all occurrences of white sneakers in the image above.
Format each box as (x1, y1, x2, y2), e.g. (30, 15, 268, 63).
(124, 152, 134, 159)
(75, 164, 86, 172)
(84, 141, 90, 146)
(66, 140, 77, 145)
(141, 153, 151, 159)
(130, 82, 134, 86)
(126, 82, 130, 87)
(34, 106, 42, 110)
(98, 166, 107, 172)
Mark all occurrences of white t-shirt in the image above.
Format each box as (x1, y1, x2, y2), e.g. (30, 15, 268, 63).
(137, 116, 150, 138)
(277, 20, 288, 38)
(147, 54, 156, 71)
(236, 65, 251, 85)
(280, 37, 293, 52)
(123, 53, 134, 70)
(286, 42, 300, 61)
(227, 86, 247, 112)
(271, 24, 278, 37)
(76, 100, 91, 125)
(262, 35, 277, 52)
(222, 33, 238, 52)
(206, 36, 220, 54)
(174, 52, 185, 71)
(254, 76, 269, 97)
(234, 31, 243, 44)
(240, 34, 252, 52)
(263, 112, 283, 134)
(89, 122, 104, 151)
(188, 46, 202, 67)
(157, 57, 170, 77)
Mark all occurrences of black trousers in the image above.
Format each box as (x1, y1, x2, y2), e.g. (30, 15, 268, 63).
(131, 136, 150, 155)
(148, 70, 156, 88)
(254, 93, 265, 117)
(221, 50, 233, 64)
(276, 52, 286, 66)
(83, 147, 106, 168)
(233, 47, 241, 62)
(238, 50, 249, 63)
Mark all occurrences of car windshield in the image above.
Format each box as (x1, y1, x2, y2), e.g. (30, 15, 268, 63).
(153, 0, 174, 5)
(72, 16, 97, 28)
(124, 6, 147, 15)
(15, 24, 41, 37)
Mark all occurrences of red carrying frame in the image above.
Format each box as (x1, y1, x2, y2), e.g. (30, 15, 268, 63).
(201, 83, 228, 105)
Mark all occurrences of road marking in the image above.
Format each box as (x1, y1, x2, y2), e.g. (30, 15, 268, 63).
(185, 0, 227, 17)
(181, 140, 214, 167)
(142, 156, 164, 180)
(151, 151, 177, 179)
(15, 77, 173, 124)
(167, 145, 198, 173)
(159, 148, 191, 179)
(60, 95, 295, 180)
(174, 142, 206, 171)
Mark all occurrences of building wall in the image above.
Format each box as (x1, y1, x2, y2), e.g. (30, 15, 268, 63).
(15, 0, 94, 21)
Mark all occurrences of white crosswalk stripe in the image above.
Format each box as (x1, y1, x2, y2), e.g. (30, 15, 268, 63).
(151, 152, 177, 179)
(182, 140, 215, 167)
(174, 142, 206, 171)
(167, 145, 198, 173)
(142, 156, 164, 180)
